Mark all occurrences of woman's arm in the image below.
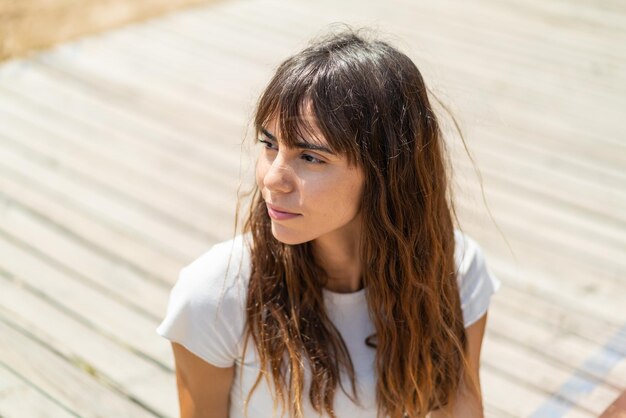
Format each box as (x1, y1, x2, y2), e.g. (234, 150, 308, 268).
(430, 312, 489, 418)
(172, 342, 235, 418)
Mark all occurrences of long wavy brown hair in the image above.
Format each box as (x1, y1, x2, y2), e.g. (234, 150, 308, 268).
(241, 28, 480, 418)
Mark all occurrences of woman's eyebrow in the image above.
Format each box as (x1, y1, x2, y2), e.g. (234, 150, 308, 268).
(260, 127, 335, 155)
(260, 128, 277, 141)
(295, 141, 335, 155)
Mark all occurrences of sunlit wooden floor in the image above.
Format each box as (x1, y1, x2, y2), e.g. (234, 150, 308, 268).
(0, 0, 624, 416)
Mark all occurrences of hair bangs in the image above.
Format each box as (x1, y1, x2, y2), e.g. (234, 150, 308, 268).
(254, 59, 358, 163)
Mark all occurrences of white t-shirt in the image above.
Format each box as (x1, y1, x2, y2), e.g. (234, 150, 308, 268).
(156, 230, 501, 418)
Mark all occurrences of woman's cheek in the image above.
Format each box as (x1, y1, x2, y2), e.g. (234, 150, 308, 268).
(255, 159, 267, 189)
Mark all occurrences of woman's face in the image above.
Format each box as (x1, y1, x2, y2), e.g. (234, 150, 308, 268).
(255, 114, 365, 246)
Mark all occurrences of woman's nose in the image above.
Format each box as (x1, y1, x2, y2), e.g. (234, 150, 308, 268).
(263, 154, 293, 194)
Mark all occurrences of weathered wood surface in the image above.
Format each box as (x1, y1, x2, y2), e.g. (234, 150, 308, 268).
(0, 0, 218, 61)
(0, 0, 624, 416)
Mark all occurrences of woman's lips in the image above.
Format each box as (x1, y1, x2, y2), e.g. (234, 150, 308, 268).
(266, 204, 301, 220)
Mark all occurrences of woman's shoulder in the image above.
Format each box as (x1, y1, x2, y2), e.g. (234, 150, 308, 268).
(452, 229, 502, 327)
(453, 229, 481, 272)
(157, 234, 252, 367)
(179, 233, 252, 296)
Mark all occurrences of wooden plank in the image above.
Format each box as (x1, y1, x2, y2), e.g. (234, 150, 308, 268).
(454, 212, 626, 326)
(453, 176, 626, 282)
(461, 130, 626, 206)
(483, 328, 620, 415)
(487, 301, 626, 389)
(0, 87, 247, 212)
(395, 0, 626, 87)
(0, 157, 182, 290)
(0, 363, 77, 418)
(56, 33, 267, 135)
(457, 149, 626, 225)
(23, 51, 247, 154)
(455, 190, 623, 280)
(136, 4, 293, 67)
(454, 222, 625, 315)
(493, 285, 625, 358)
(457, 183, 625, 270)
(0, 79, 248, 239)
(467, 0, 626, 42)
(0, 0, 213, 61)
(464, 129, 626, 197)
(481, 365, 593, 418)
(36, 52, 246, 138)
(0, 271, 176, 417)
(438, 78, 626, 166)
(0, 72, 245, 184)
(0, 109, 236, 239)
(0, 232, 171, 367)
(454, 169, 626, 264)
(0, 319, 157, 418)
(0, 136, 208, 261)
(0, 83, 241, 191)
(104, 16, 278, 81)
(407, 8, 626, 92)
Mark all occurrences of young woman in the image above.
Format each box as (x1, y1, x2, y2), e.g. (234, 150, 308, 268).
(157, 28, 501, 418)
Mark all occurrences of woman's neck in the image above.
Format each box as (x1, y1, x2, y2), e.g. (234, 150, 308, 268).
(312, 218, 363, 293)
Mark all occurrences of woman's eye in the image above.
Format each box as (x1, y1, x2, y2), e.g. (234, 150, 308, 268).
(258, 138, 277, 150)
(301, 154, 324, 164)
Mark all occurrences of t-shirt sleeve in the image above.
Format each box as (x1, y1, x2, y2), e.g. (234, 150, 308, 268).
(156, 245, 245, 368)
(454, 231, 502, 328)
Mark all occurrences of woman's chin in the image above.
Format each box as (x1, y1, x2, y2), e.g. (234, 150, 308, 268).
(270, 224, 310, 246)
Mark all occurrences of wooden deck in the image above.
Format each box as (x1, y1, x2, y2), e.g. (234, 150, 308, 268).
(0, 0, 214, 61)
(0, 0, 624, 416)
